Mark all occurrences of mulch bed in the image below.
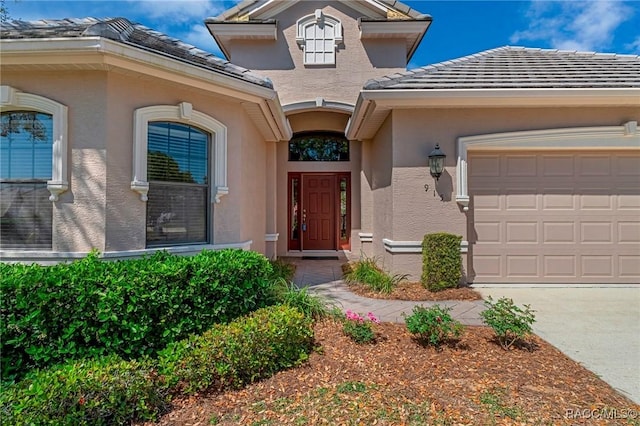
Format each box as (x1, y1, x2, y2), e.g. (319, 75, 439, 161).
(147, 321, 638, 425)
(346, 280, 483, 301)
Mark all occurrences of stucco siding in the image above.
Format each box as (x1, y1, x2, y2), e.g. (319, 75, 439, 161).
(2, 70, 108, 252)
(276, 111, 362, 255)
(2, 69, 274, 256)
(374, 107, 640, 279)
(227, 1, 406, 106)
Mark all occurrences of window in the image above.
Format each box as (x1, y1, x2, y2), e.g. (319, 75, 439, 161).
(1, 111, 54, 249)
(296, 10, 342, 65)
(131, 103, 228, 248)
(0, 86, 68, 251)
(289, 132, 349, 161)
(146, 122, 209, 246)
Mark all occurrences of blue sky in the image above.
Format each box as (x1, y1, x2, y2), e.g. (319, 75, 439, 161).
(5, 0, 640, 69)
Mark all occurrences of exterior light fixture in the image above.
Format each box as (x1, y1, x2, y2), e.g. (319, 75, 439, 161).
(428, 143, 446, 181)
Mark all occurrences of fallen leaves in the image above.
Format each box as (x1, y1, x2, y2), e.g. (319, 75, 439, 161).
(145, 322, 638, 425)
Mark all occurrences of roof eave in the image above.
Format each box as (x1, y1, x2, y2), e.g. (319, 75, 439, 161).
(358, 18, 432, 62)
(346, 88, 640, 140)
(1, 37, 291, 141)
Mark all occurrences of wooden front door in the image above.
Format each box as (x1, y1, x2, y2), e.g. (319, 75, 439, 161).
(302, 174, 336, 250)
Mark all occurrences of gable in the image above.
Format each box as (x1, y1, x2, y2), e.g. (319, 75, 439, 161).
(215, 0, 424, 22)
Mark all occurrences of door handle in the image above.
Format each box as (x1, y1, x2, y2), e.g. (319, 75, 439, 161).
(302, 209, 307, 232)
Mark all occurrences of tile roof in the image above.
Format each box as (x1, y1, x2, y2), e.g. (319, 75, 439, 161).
(364, 46, 640, 90)
(0, 17, 273, 89)
(214, 0, 427, 20)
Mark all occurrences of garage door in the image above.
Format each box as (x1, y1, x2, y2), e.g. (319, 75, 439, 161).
(469, 151, 640, 283)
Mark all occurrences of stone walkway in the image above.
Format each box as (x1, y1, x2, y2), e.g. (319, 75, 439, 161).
(288, 256, 484, 326)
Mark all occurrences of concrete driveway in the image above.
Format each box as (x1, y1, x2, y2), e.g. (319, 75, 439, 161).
(476, 286, 640, 404)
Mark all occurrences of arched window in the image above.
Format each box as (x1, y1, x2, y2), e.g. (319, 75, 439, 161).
(1, 86, 68, 250)
(288, 131, 349, 161)
(296, 10, 342, 65)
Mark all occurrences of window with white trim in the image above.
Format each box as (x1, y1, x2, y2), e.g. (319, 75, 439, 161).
(0, 86, 68, 250)
(146, 122, 209, 246)
(296, 10, 342, 65)
(131, 103, 228, 248)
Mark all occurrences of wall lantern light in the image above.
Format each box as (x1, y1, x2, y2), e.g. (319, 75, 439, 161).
(428, 143, 446, 181)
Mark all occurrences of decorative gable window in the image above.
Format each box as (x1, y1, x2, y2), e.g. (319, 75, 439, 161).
(296, 9, 342, 66)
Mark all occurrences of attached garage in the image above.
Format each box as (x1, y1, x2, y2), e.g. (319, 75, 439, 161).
(459, 124, 640, 284)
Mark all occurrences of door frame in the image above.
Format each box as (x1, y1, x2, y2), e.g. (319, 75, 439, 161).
(287, 172, 350, 251)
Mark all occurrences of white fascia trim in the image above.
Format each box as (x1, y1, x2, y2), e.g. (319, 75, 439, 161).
(0, 38, 275, 102)
(0, 85, 68, 201)
(284, 99, 354, 115)
(359, 20, 430, 38)
(206, 22, 277, 40)
(265, 233, 279, 242)
(362, 88, 640, 108)
(132, 103, 228, 203)
(0, 241, 253, 262)
(348, 88, 640, 140)
(382, 239, 470, 254)
(358, 232, 373, 243)
(456, 121, 640, 210)
(247, 0, 300, 19)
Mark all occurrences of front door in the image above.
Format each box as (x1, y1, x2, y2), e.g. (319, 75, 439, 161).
(288, 172, 350, 251)
(302, 174, 335, 250)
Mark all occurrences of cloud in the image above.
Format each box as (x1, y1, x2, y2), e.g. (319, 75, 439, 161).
(128, 0, 228, 24)
(511, 1, 633, 52)
(180, 24, 224, 56)
(625, 36, 640, 53)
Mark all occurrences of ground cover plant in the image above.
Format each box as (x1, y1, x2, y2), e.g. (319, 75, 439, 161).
(0, 249, 275, 382)
(343, 257, 408, 294)
(146, 321, 639, 425)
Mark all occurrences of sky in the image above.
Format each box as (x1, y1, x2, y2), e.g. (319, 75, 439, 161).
(4, 0, 640, 69)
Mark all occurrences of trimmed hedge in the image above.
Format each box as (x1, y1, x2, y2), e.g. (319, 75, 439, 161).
(421, 233, 463, 292)
(158, 304, 314, 394)
(0, 356, 167, 425)
(0, 249, 274, 382)
(0, 305, 314, 426)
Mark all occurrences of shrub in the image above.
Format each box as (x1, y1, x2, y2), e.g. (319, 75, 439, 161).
(341, 310, 379, 344)
(1, 249, 274, 382)
(480, 296, 536, 350)
(0, 356, 168, 425)
(269, 258, 296, 282)
(0, 305, 314, 425)
(343, 257, 407, 294)
(158, 305, 314, 394)
(404, 305, 463, 347)
(270, 278, 332, 321)
(421, 233, 463, 292)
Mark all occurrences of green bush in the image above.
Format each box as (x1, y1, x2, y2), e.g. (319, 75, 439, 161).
(404, 305, 463, 347)
(421, 233, 463, 292)
(341, 310, 379, 344)
(0, 249, 274, 382)
(343, 257, 407, 294)
(158, 305, 314, 394)
(269, 258, 296, 282)
(480, 296, 536, 350)
(0, 356, 168, 425)
(270, 278, 332, 321)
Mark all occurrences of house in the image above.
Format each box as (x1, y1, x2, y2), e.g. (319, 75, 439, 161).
(1, 0, 639, 283)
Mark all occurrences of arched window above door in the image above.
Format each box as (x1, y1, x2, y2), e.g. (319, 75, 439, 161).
(288, 131, 349, 161)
